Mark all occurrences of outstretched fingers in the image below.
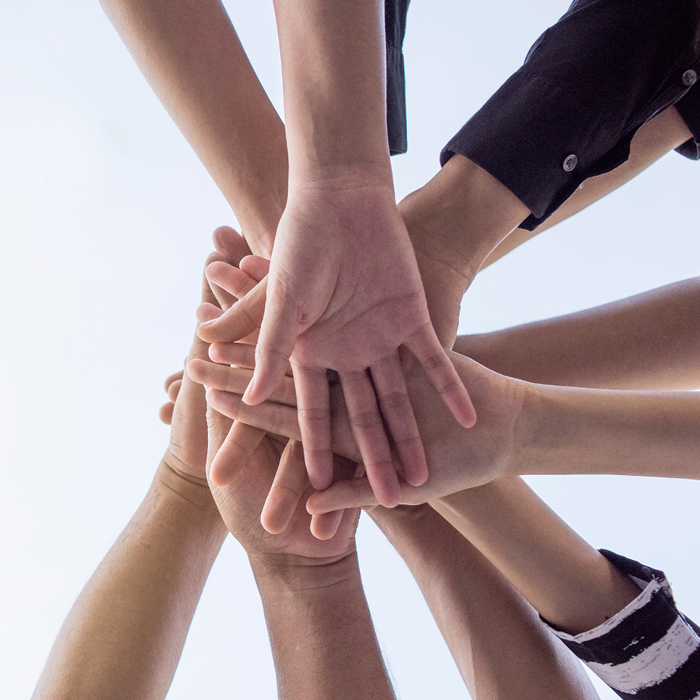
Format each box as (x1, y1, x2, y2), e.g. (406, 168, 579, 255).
(261, 439, 308, 534)
(339, 370, 401, 507)
(293, 366, 334, 491)
(205, 388, 302, 441)
(406, 327, 477, 429)
(370, 353, 428, 487)
(306, 476, 379, 514)
(241, 283, 300, 405)
(209, 341, 293, 377)
(188, 360, 297, 407)
(206, 260, 260, 301)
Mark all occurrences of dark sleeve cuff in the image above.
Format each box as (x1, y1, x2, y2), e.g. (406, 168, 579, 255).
(675, 82, 700, 160)
(542, 550, 700, 700)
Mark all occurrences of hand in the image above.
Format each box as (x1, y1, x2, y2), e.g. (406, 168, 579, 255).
(205, 393, 360, 558)
(190, 346, 527, 519)
(198, 185, 477, 508)
(157, 226, 253, 477)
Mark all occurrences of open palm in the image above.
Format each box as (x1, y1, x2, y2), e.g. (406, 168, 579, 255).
(198, 185, 476, 509)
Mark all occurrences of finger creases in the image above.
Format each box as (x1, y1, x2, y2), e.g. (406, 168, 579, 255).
(369, 354, 428, 487)
(339, 370, 402, 508)
(405, 329, 477, 428)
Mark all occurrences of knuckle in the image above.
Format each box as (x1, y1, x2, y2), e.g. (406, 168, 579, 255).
(349, 409, 383, 430)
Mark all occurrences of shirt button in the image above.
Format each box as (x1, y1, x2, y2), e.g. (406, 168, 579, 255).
(682, 69, 697, 87)
(563, 154, 578, 172)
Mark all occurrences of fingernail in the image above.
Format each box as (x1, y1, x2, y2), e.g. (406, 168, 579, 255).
(242, 377, 256, 404)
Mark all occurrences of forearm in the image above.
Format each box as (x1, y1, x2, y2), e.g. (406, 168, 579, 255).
(399, 155, 530, 345)
(515, 380, 700, 480)
(100, 0, 287, 256)
(369, 506, 598, 699)
(454, 276, 700, 390)
(272, 0, 391, 183)
(32, 461, 227, 700)
(433, 479, 639, 636)
(482, 104, 693, 267)
(250, 551, 395, 700)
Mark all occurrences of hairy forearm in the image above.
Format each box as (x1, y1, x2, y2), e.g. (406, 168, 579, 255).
(482, 105, 693, 268)
(515, 380, 700, 480)
(250, 552, 395, 700)
(454, 276, 700, 390)
(100, 0, 287, 256)
(32, 462, 227, 700)
(369, 506, 598, 699)
(433, 479, 639, 636)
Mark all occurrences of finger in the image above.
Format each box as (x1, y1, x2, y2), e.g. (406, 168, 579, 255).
(196, 302, 224, 325)
(197, 278, 268, 344)
(212, 225, 252, 266)
(339, 370, 401, 508)
(241, 281, 299, 405)
(206, 261, 259, 300)
(306, 477, 379, 514)
(159, 402, 174, 425)
(164, 370, 184, 392)
(188, 360, 297, 407)
(239, 254, 270, 281)
(406, 327, 477, 428)
(209, 280, 236, 311)
(205, 388, 302, 441)
(209, 420, 267, 486)
(167, 379, 183, 404)
(310, 511, 345, 541)
(292, 366, 333, 491)
(210, 342, 294, 378)
(260, 439, 308, 534)
(370, 353, 427, 487)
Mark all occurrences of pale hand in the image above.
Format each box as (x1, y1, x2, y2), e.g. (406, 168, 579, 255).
(198, 185, 477, 508)
(190, 346, 526, 518)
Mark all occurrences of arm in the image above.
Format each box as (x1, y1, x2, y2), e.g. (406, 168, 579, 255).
(431, 479, 700, 699)
(368, 505, 599, 700)
(99, 0, 287, 256)
(453, 275, 700, 390)
(30, 242, 250, 700)
(203, 374, 395, 700)
(191, 345, 700, 511)
(31, 467, 226, 700)
(482, 105, 693, 268)
(251, 553, 394, 700)
(433, 479, 640, 636)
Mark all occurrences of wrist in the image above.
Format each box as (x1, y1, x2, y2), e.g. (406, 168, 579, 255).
(511, 381, 560, 476)
(287, 162, 394, 196)
(401, 154, 530, 278)
(155, 457, 224, 525)
(249, 550, 360, 594)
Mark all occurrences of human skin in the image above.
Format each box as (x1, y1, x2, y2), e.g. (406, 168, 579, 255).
(190, 336, 700, 511)
(454, 275, 700, 391)
(31, 232, 395, 700)
(29, 246, 241, 700)
(195, 0, 479, 507)
(432, 480, 642, 637)
(368, 504, 600, 699)
(101, 0, 694, 523)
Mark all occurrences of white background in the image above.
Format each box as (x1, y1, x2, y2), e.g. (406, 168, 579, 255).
(1, 1, 699, 698)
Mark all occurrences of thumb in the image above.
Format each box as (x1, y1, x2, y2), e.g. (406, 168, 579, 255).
(242, 278, 300, 405)
(197, 277, 268, 344)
